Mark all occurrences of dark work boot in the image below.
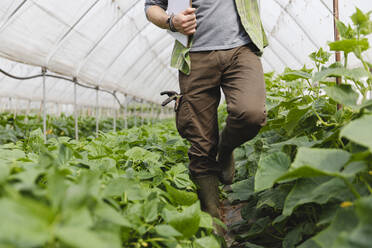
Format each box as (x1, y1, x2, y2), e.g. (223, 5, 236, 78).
(192, 175, 224, 236)
(217, 130, 235, 185)
(217, 149, 235, 185)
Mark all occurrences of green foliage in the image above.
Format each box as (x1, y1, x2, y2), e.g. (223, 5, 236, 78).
(0, 112, 158, 144)
(226, 8, 372, 247)
(0, 121, 221, 248)
(0, 7, 371, 248)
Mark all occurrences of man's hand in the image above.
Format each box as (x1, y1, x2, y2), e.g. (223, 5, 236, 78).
(172, 8, 197, 35)
(146, 6, 196, 35)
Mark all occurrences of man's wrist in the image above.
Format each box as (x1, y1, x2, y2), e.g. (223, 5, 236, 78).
(167, 14, 177, 32)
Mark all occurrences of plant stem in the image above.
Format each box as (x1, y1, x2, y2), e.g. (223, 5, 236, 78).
(342, 177, 361, 199)
(344, 53, 348, 68)
(267, 231, 285, 241)
(338, 138, 346, 149)
(312, 108, 337, 127)
(358, 56, 372, 93)
(360, 176, 372, 194)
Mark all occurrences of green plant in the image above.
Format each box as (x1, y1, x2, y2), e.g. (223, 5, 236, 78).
(225, 8, 372, 248)
(0, 121, 222, 248)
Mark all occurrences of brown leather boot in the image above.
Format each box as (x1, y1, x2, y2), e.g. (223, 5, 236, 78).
(191, 175, 224, 236)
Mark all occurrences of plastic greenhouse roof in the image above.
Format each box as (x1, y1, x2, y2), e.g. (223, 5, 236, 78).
(0, 0, 371, 107)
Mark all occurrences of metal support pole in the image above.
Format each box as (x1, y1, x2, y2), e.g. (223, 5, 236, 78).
(13, 98, 17, 118)
(140, 102, 144, 126)
(73, 79, 79, 141)
(150, 104, 154, 125)
(124, 96, 128, 129)
(95, 87, 99, 137)
(42, 67, 47, 143)
(113, 97, 117, 132)
(134, 103, 137, 127)
(26, 100, 31, 123)
(333, 0, 342, 110)
(156, 106, 160, 120)
(58, 103, 61, 116)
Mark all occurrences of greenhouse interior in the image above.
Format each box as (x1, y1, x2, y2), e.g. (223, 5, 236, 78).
(0, 0, 371, 247)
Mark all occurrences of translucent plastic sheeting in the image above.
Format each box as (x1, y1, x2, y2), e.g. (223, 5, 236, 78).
(0, 0, 371, 106)
(0, 0, 176, 104)
(260, 0, 372, 72)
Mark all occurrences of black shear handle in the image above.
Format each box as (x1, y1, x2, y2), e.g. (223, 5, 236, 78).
(160, 91, 182, 111)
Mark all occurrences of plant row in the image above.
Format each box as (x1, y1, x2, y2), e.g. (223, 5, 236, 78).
(0, 122, 222, 248)
(225, 8, 372, 248)
(0, 113, 163, 144)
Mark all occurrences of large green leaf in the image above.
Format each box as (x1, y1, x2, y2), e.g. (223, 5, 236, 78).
(285, 107, 311, 134)
(94, 202, 132, 227)
(324, 84, 359, 107)
(283, 223, 316, 248)
(0, 197, 54, 247)
(335, 20, 355, 39)
(104, 177, 149, 201)
(255, 152, 291, 192)
(313, 67, 368, 82)
(229, 177, 255, 201)
(328, 38, 369, 54)
(142, 198, 159, 223)
(239, 216, 272, 238)
(163, 202, 201, 239)
(298, 208, 358, 248)
(124, 146, 160, 163)
(0, 164, 9, 184)
(341, 115, 372, 151)
(277, 148, 350, 182)
(300, 195, 372, 248)
(351, 8, 372, 35)
(164, 182, 198, 206)
(56, 227, 120, 248)
(63, 171, 100, 209)
(199, 211, 214, 230)
(47, 168, 68, 211)
(194, 236, 220, 248)
(0, 148, 25, 160)
(280, 70, 312, 81)
(269, 136, 315, 151)
(343, 196, 372, 247)
(155, 224, 182, 237)
(257, 185, 290, 210)
(283, 177, 353, 216)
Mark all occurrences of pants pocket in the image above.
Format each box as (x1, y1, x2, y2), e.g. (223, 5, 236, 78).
(175, 97, 192, 138)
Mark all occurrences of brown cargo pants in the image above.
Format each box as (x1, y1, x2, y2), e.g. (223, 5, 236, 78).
(176, 44, 267, 177)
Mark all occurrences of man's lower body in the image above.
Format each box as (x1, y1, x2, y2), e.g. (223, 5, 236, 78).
(175, 44, 267, 226)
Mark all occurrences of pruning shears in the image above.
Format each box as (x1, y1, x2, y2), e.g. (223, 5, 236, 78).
(160, 91, 182, 112)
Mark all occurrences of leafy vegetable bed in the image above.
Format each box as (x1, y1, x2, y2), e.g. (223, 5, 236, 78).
(0, 113, 148, 144)
(0, 122, 221, 248)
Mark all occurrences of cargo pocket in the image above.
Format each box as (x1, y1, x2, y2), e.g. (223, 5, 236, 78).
(175, 97, 192, 138)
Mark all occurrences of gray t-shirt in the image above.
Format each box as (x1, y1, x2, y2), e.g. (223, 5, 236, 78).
(145, 0, 251, 52)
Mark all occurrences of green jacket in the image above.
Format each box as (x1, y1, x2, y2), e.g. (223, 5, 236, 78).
(170, 0, 268, 75)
